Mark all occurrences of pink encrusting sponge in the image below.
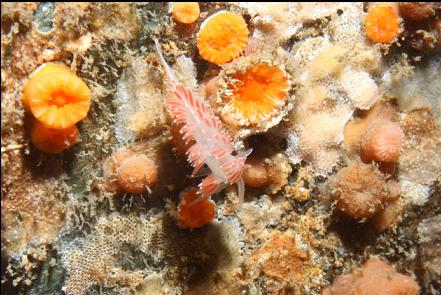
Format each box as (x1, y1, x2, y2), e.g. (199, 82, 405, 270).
(154, 39, 252, 204)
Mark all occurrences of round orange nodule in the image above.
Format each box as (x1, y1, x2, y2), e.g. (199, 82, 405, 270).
(172, 2, 200, 24)
(31, 119, 80, 154)
(23, 63, 91, 130)
(178, 188, 216, 229)
(197, 11, 249, 64)
(116, 155, 158, 193)
(226, 62, 289, 124)
(365, 5, 400, 43)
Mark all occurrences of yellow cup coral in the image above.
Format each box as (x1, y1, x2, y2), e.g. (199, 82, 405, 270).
(30, 119, 80, 154)
(23, 63, 91, 130)
(171, 2, 200, 24)
(225, 62, 289, 125)
(197, 11, 249, 64)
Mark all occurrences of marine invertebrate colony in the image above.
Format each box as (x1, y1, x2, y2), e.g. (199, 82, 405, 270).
(102, 150, 158, 193)
(360, 120, 404, 163)
(154, 39, 251, 203)
(323, 257, 420, 295)
(23, 63, 91, 130)
(329, 162, 391, 220)
(224, 61, 289, 125)
(171, 2, 200, 24)
(177, 188, 216, 228)
(197, 11, 249, 64)
(30, 119, 80, 154)
(365, 4, 400, 43)
(22, 63, 91, 153)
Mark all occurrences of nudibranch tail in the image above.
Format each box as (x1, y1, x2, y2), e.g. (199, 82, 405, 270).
(154, 38, 178, 83)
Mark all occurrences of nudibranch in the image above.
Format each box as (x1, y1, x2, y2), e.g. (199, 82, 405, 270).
(154, 38, 251, 203)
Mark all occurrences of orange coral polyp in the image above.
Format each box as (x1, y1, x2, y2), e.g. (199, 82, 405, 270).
(197, 11, 249, 64)
(172, 2, 200, 24)
(31, 119, 80, 154)
(227, 62, 289, 124)
(23, 63, 91, 130)
(365, 5, 400, 43)
(178, 188, 216, 229)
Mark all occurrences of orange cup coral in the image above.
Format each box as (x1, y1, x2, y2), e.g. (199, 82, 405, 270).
(23, 63, 91, 130)
(225, 62, 289, 125)
(30, 119, 80, 154)
(361, 121, 404, 163)
(171, 2, 200, 24)
(197, 11, 249, 64)
(365, 4, 400, 43)
(178, 188, 216, 229)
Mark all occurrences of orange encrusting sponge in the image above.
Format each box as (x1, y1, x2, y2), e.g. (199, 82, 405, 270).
(23, 63, 91, 130)
(365, 4, 400, 43)
(197, 11, 249, 64)
(171, 2, 200, 24)
(30, 119, 80, 154)
(178, 188, 216, 229)
(227, 62, 289, 124)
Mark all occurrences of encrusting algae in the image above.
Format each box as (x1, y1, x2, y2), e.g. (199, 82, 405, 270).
(2, 3, 441, 295)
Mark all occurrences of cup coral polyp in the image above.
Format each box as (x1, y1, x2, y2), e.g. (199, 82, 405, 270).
(365, 4, 400, 43)
(178, 188, 216, 228)
(30, 119, 80, 154)
(171, 2, 200, 24)
(361, 120, 404, 163)
(225, 62, 289, 125)
(23, 63, 91, 130)
(197, 11, 249, 64)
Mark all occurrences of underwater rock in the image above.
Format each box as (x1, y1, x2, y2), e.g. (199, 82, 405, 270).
(2, 3, 441, 295)
(417, 215, 441, 293)
(243, 231, 310, 294)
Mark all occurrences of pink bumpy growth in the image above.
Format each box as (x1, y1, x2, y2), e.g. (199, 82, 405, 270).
(154, 39, 251, 203)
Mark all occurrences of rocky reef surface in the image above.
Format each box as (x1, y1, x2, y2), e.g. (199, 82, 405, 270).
(1, 3, 440, 295)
